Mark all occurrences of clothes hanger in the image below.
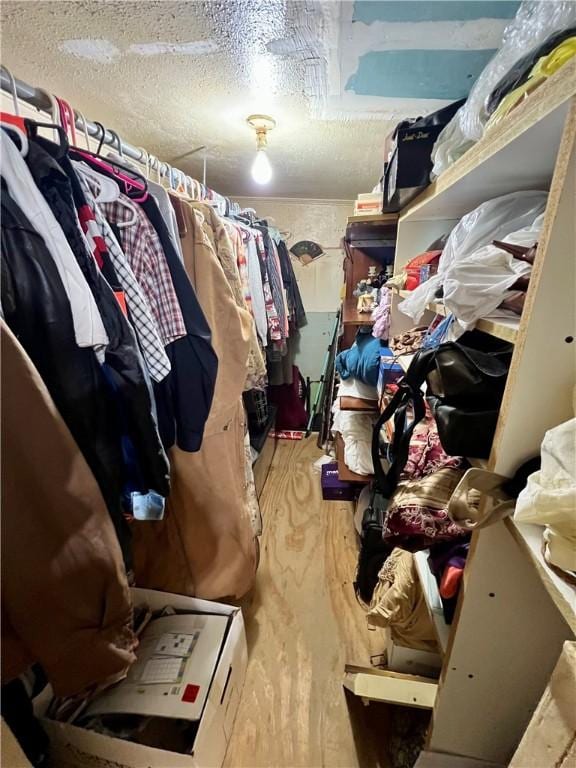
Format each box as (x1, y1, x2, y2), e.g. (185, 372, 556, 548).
(56, 96, 77, 146)
(70, 143, 148, 202)
(0, 71, 28, 154)
(108, 131, 139, 227)
(74, 108, 92, 151)
(25, 118, 69, 158)
(0, 65, 20, 115)
(137, 147, 150, 180)
(71, 125, 138, 226)
(73, 158, 122, 203)
(1, 118, 29, 156)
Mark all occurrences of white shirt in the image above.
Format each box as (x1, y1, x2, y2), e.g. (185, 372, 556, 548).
(148, 180, 184, 263)
(0, 132, 108, 354)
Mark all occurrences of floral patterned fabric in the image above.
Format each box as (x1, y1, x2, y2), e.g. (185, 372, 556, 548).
(383, 409, 471, 548)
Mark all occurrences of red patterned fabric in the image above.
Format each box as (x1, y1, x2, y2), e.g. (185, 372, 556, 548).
(384, 409, 469, 548)
(77, 203, 106, 269)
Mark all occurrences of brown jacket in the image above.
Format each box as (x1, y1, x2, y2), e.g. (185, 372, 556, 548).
(1, 322, 136, 696)
(133, 199, 258, 599)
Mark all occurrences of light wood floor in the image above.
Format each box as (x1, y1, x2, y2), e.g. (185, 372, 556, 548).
(224, 437, 389, 768)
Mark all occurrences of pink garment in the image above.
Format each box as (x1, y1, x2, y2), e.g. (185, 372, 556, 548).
(372, 288, 392, 340)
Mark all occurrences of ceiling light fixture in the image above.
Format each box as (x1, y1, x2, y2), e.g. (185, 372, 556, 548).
(247, 114, 276, 185)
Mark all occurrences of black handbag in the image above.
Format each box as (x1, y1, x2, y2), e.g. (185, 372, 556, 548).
(354, 376, 426, 603)
(383, 98, 466, 212)
(424, 333, 513, 458)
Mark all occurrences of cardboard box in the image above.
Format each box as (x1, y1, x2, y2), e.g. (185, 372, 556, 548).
(321, 461, 357, 500)
(38, 588, 247, 768)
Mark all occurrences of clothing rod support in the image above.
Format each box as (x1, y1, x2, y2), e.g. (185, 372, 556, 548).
(172, 144, 207, 187)
(0, 69, 203, 185)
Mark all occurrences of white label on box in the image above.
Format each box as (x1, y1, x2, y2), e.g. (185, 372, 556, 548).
(140, 657, 186, 684)
(155, 632, 198, 657)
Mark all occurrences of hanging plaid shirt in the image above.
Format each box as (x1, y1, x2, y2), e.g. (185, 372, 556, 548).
(76, 173, 172, 382)
(101, 194, 187, 347)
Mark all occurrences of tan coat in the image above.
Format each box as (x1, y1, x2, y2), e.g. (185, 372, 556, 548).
(189, 202, 267, 385)
(1, 321, 136, 696)
(133, 198, 258, 599)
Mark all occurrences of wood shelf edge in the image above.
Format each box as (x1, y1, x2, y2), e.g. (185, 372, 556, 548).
(347, 212, 399, 224)
(414, 551, 451, 656)
(340, 396, 379, 412)
(505, 517, 576, 634)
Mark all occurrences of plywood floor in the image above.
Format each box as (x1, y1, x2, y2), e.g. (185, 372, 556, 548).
(224, 437, 389, 768)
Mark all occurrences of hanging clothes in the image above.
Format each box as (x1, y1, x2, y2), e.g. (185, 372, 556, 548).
(0, 130, 109, 354)
(147, 177, 184, 262)
(76, 170, 172, 383)
(100, 195, 187, 346)
(74, 144, 219, 453)
(0, 110, 303, 610)
(236, 223, 269, 346)
(0, 180, 133, 564)
(132, 196, 257, 600)
(141, 195, 219, 453)
(1, 320, 136, 696)
(189, 201, 267, 389)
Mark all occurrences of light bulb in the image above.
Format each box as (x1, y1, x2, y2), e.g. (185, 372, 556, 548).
(251, 149, 272, 184)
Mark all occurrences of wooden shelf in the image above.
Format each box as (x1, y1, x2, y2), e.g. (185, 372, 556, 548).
(340, 396, 379, 412)
(347, 212, 399, 224)
(414, 551, 451, 656)
(344, 664, 437, 708)
(400, 61, 576, 224)
(395, 290, 520, 343)
(342, 298, 375, 327)
(385, 57, 576, 764)
(506, 518, 576, 634)
(335, 433, 373, 483)
(428, 301, 520, 343)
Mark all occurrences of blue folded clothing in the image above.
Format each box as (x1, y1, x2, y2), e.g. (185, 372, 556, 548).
(336, 331, 381, 388)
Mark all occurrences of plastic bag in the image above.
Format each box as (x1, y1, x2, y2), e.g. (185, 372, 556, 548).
(443, 212, 545, 332)
(486, 36, 576, 131)
(431, 1, 576, 177)
(515, 418, 576, 572)
(398, 191, 547, 323)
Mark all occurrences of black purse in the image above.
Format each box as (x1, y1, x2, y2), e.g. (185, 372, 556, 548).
(425, 332, 513, 458)
(354, 376, 426, 603)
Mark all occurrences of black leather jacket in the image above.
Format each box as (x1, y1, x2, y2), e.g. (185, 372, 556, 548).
(1, 182, 135, 564)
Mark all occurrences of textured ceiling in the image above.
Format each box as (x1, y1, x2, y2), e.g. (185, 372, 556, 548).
(0, 1, 513, 199)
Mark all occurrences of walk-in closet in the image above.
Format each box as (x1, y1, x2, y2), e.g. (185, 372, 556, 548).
(1, 2, 575, 767)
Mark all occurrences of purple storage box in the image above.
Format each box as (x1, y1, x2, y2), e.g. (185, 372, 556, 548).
(321, 462, 357, 501)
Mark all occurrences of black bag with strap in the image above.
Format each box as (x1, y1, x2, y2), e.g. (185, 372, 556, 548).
(424, 331, 513, 458)
(354, 331, 512, 602)
(354, 361, 427, 603)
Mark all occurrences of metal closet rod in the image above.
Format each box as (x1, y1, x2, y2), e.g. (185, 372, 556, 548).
(0, 69, 208, 187)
